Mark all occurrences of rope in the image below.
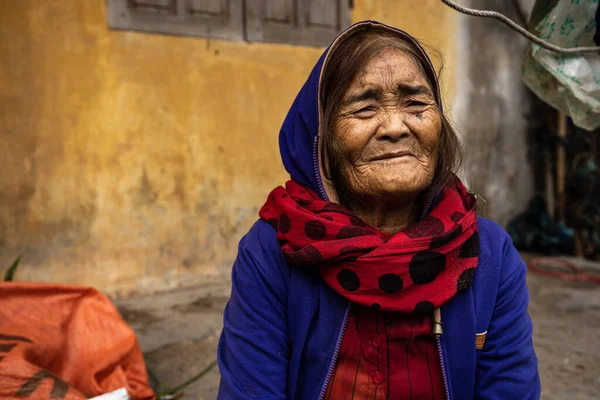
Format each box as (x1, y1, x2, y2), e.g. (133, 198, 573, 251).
(441, 0, 600, 54)
(527, 257, 600, 284)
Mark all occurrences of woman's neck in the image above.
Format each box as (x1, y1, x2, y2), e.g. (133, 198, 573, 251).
(351, 196, 420, 235)
(321, 172, 423, 235)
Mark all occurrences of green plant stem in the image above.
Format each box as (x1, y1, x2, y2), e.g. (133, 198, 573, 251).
(146, 364, 162, 391)
(157, 359, 218, 397)
(4, 256, 21, 281)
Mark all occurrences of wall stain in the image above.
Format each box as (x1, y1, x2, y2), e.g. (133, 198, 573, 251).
(133, 167, 158, 207)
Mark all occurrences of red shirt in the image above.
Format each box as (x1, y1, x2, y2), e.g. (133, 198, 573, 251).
(324, 305, 446, 399)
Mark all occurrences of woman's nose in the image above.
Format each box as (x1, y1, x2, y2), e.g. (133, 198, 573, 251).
(375, 109, 410, 142)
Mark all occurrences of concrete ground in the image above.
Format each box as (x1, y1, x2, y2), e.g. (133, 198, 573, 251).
(116, 256, 600, 399)
(116, 283, 230, 399)
(523, 255, 600, 400)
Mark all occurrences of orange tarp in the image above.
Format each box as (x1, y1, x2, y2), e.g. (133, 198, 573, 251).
(0, 283, 154, 400)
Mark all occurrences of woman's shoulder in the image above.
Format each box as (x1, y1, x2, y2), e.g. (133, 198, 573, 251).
(477, 216, 522, 266)
(477, 216, 513, 256)
(475, 216, 526, 290)
(240, 219, 281, 255)
(235, 219, 291, 282)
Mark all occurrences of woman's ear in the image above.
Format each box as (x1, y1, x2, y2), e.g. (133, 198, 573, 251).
(318, 135, 339, 203)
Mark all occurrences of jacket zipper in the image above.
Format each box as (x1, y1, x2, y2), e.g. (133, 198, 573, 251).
(317, 303, 352, 400)
(436, 317, 452, 400)
(314, 133, 346, 399)
(426, 193, 451, 400)
(425, 189, 453, 399)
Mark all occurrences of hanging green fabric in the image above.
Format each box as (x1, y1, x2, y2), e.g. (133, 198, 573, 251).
(522, 0, 600, 131)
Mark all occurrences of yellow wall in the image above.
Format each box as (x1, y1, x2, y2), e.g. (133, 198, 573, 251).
(0, 1, 457, 297)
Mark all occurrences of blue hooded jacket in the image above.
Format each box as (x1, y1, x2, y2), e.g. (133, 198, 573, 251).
(217, 21, 540, 400)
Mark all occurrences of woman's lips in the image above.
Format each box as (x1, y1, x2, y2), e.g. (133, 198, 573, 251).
(370, 151, 415, 161)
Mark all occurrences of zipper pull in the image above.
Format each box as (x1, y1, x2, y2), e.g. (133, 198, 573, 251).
(431, 308, 443, 338)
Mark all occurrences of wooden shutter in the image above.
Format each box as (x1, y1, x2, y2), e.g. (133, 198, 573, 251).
(107, 0, 244, 41)
(246, 0, 352, 47)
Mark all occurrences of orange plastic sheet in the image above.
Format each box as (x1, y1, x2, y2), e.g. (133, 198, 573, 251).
(0, 283, 155, 400)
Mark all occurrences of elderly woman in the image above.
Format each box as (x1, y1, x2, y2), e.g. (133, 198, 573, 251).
(217, 21, 540, 399)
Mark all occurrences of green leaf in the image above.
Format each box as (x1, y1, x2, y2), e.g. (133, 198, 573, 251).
(4, 256, 21, 282)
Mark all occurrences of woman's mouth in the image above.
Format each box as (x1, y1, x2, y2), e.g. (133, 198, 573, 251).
(371, 151, 415, 161)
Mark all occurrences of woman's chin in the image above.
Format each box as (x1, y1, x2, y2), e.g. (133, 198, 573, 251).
(372, 174, 431, 197)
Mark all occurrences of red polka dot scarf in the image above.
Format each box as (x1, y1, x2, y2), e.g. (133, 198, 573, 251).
(259, 176, 479, 314)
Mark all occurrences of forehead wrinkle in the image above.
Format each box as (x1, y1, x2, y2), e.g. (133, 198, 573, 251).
(350, 67, 401, 101)
(378, 64, 398, 95)
(356, 58, 429, 96)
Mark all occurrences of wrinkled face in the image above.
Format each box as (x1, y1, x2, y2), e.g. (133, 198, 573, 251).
(332, 48, 442, 200)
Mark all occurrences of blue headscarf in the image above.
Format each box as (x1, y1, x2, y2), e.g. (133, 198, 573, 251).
(277, 21, 442, 200)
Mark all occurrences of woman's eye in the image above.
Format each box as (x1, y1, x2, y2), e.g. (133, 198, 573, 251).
(354, 106, 377, 117)
(408, 100, 427, 107)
